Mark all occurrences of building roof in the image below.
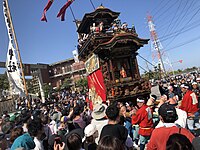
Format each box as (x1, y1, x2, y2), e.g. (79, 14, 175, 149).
(49, 58, 74, 66)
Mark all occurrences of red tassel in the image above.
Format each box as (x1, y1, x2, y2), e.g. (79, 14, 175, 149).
(41, 0, 54, 22)
(57, 0, 74, 21)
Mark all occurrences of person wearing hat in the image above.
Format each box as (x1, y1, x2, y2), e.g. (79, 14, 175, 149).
(179, 83, 200, 131)
(155, 98, 187, 128)
(147, 103, 194, 150)
(132, 97, 153, 150)
(91, 103, 108, 144)
(83, 124, 98, 150)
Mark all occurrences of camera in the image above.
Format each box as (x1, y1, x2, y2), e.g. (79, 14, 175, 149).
(55, 137, 63, 146)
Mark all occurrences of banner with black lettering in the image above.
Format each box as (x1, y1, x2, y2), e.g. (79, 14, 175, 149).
(3, 0, 25, 96)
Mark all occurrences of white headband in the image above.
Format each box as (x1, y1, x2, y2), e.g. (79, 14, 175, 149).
(137, 98, 145, 103)
(180, 84, 189, 89)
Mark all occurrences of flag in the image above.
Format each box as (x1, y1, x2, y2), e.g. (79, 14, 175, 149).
(3, 0, 25, 96)
(41, 0, 54, 22)
(87, 68, 106, 105)
(57, 0, 74, 21)
(6, 42, 25, 96)
(72, 49, 79, 63)
(179, 60, 183, 63)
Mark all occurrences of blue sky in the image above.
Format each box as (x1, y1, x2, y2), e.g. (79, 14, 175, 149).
(0, 0, 200, 74)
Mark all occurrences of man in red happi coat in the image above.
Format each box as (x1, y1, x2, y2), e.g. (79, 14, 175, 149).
(147, 103, 194, 150)
(179, 83, 200, 130)
(132, 97, 153, 150)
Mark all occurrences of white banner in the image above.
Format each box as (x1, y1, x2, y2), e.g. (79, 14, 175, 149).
(72, 49, 79, 63)
(3, 1, 25, 96)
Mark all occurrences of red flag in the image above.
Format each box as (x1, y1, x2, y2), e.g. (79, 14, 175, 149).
(87, 68, 107, 105)
(41, 0, 54, 22)
(179, 60, 183, 63)
(57, 0, 74, 21)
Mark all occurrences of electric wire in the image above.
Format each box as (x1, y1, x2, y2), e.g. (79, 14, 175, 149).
(162, 0, 182, 38)
(156, 0, 199, 32)
(160, 19, 200, 42)
(164, 35, 200, 52)
(164, 6, 200, 48)
(152, 0, 172, 17)
(165, 0, 196, 40)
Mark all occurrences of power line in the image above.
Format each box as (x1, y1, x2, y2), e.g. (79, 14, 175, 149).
(139, 65, 148, 72)
(89, 0, 95, 10)
(165, 0, 195, 39)
(162, 0, 182, 38)
(156, 0, 199, 32)
(154, 0, 189, 34)
(165, 6, 200, 48)
(138, 54, 155, 67)
(160, 18, 200, 39)
(149, 0, 166, 14)
(152, 0, 172, 17)
(160, 20, 200, 42)
(155, 0, 180, 22)
(164, 35, 200, 52)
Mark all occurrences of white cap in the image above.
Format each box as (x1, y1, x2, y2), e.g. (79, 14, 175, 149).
(197, 78, 200, 81)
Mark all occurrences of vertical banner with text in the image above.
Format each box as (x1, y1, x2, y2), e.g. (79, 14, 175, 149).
(3, 1, 25, 96)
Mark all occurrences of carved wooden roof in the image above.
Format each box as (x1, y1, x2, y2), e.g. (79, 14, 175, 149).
(94, 33, 149, 53)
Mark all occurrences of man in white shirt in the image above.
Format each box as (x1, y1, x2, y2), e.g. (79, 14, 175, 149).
(91, 103, 108, 144)
(156, 97, 187, 128)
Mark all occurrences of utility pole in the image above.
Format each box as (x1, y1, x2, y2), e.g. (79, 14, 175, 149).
(4, 0, 29, 104)
(147, 14, 167, 77)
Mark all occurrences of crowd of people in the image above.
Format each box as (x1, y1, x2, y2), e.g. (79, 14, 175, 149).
(0, 72, 200, 150)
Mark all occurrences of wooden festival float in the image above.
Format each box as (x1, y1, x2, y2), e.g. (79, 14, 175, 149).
(77, 6, 150, 104)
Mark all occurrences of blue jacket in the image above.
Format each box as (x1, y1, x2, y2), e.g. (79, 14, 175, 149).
(11, 133, 35, 150)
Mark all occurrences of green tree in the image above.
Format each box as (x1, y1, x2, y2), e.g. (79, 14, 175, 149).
(43, 83, 52, 98)
(177, 69, 182, 73)
(75, 77, 88, 94)
(0, 73, 9, 90)
(26, 79, 35, 94)
(61, 78, 71, 90)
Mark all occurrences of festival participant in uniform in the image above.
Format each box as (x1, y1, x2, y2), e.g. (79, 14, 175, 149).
(132, 97, 153, 150)
(179, 84, 200, 130)
(147, 103, 194, 150)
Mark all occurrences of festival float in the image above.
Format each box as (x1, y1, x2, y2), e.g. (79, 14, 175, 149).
(77, 6, 151, 105)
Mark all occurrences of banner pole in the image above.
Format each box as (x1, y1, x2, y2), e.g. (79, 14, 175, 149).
(4, 0, 29, 107)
